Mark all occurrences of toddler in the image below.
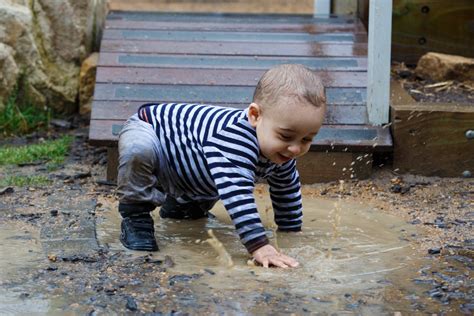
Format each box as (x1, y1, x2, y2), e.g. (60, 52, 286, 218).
(117, 64, 326, 268)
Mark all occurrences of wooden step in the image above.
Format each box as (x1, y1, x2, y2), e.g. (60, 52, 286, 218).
(89, 11, 391, 183)
(89, 119, 391, 152)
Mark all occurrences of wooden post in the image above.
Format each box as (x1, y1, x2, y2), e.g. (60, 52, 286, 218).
(367, 0, 392, 125)
(107, 147, 119, 183)
(314, 0, 331, 15)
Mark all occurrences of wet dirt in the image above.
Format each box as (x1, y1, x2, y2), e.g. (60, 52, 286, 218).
(0, 125, 472, 314)
(392, 62, 474, 104)
(97, 188, 428, 314)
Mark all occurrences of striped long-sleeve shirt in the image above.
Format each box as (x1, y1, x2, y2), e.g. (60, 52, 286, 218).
(138, 103, 303, 253)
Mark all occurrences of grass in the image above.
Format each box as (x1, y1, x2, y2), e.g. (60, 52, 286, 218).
(0, 135, 73, 166)
(0, 136, 73, 187)
(0, 80, 72, 187)
(0, 175, 51, 187)
(0, 84, 51, 137)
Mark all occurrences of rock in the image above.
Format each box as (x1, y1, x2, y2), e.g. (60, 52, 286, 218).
(428, 248, 441, 255)
(0, 0, 108, 113)
(204, 268, 216, 275)
(168, 273, 202, 285)
(79, 52, 99, 116)
(125, 296, 138, 311)
(390, 184, 410, 194)
(0, 43, 19, 106)
(428, 288, 443, 299)
(434, 217, 447, 229)
(50, 119, 72, 129)
(415, 52, 474, 82)
(397, 69, 413, 79)
(46, 265, 58, 271)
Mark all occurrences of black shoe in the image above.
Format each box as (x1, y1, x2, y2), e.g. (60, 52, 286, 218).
(159, 196, 215, 220)
(120, 214, 158, 251)
(118, 203, 158, 251)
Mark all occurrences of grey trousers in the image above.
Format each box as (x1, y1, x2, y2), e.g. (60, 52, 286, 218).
(117, 114, 218, 215)
(116, 114, 167, 206)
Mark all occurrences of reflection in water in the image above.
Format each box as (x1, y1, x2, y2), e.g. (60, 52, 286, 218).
(97, 186, 422, 314)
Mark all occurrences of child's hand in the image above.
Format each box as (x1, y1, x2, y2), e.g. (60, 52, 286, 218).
(252, 244, 299, 268)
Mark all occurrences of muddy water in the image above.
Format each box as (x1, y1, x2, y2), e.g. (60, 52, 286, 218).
(97, 188, 428, 314)
(0, 223, 42, 280)
(0, 222, 65, 315)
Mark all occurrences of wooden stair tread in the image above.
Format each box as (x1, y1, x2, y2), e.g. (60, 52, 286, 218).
(89, 119, 391, 151)
(89, 11, 391, 157)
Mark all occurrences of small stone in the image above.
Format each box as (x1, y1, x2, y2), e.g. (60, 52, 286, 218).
(398, 69, 412, 78)
(50, 209, 58, 217)
(48, 254, 57, 262)
(50, 119, 72, 129)
(428, 288, 443, 299)
(204, 268, 216, 275)
(126, 296, 138, 311)
(428, 248, 441, 255)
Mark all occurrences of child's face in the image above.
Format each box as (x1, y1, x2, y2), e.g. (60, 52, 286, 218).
(248, 99, 325, 164)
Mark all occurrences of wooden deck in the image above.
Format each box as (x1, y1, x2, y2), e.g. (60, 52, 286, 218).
(89, 11, 392, 182)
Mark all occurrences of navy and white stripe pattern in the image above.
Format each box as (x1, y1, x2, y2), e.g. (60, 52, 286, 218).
(138, 103, 302, 252)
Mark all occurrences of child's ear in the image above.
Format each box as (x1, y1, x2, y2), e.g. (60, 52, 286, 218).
(248, 103, 261, 128)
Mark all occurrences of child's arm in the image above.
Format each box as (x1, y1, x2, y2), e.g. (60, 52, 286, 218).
(268, 160, 303, 232)
(203, 134, 300, 268)
(205, 151, 300, 268)
(203, 142, 270, 254)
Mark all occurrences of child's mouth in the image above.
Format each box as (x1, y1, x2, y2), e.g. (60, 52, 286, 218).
(278, 153, 291, 162)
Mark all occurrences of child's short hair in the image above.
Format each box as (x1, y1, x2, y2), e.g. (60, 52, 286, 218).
(252, 64, 326, 109)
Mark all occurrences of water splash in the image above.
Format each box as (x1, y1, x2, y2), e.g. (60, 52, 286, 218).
(204, 229, 234, 268)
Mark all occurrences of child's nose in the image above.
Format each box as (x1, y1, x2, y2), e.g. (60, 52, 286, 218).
(288, 144, 302, 156)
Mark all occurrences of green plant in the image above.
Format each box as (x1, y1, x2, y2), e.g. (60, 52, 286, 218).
(0, 135, 73, 166)
(0, 81, 51, 137)
(0, 175, 51, 187)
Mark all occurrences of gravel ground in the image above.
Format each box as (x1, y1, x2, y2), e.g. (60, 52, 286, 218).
(0, 87, 472, 313)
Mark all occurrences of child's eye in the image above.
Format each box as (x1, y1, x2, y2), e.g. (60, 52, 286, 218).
(302, 138, 312, 144)
(279, 134, 292, 140)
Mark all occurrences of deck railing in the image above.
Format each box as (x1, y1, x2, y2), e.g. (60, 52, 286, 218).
(315, 0, 392, 125)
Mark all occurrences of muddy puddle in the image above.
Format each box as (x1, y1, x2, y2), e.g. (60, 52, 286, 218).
(96, 186, 440, 314)
(0, 221, 66, 315)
